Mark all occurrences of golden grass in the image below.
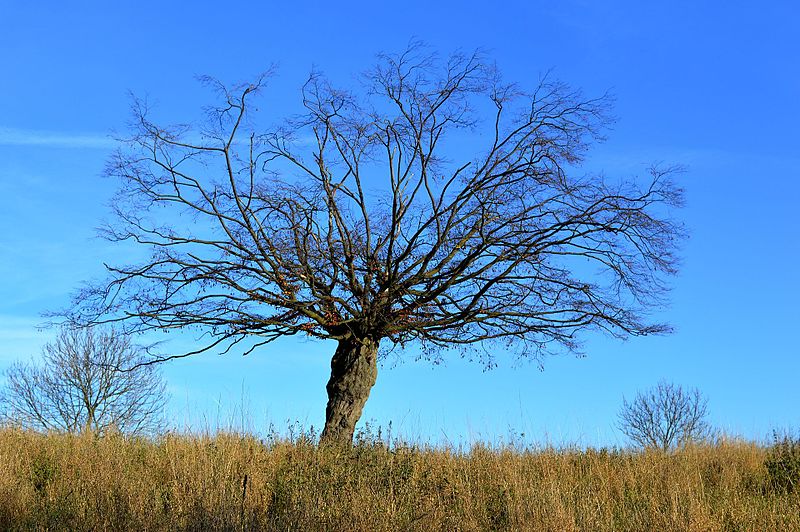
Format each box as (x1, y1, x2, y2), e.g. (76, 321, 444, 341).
(0, 428, 797, 531)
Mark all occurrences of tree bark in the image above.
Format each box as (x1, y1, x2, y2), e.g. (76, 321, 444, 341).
(320, 336, 379, 445)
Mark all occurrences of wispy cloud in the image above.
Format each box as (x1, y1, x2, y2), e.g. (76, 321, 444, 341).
(0, 315, 55, 365)
(0, 127, 115, 149)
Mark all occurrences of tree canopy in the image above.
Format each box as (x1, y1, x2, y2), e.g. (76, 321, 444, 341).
(67, 44, 684, 443)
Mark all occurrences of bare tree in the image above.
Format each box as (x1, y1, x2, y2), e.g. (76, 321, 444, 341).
(617, 380, 711, 451)
(66, 44, 684, 444)
(0, 326, 167, 435)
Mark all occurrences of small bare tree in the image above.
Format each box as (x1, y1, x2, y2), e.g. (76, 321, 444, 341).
(618, 380, 711, 451)
(65, 44, 685, 444)
(0, 326, 168, 435)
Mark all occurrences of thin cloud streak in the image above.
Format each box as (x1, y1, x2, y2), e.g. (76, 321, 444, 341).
(0, 127, 115, 149)
(0, 315, 55, 364)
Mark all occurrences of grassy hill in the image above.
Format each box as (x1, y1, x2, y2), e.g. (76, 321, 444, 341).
(1, 428, 798, 530)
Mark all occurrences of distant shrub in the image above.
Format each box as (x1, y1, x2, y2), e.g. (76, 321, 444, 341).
(29, 452, 57, 498)
(765, 431, 800, 494)
(617, 380, 712, 451)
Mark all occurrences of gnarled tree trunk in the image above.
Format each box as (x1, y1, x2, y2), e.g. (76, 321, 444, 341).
(320, 336, 379, 445)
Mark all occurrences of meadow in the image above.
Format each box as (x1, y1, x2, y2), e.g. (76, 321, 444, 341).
(1, 427, 798, 531)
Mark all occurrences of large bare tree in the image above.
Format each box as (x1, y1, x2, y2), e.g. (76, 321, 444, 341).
(1, 326, 167, 435)
(67, 45, 684, 444)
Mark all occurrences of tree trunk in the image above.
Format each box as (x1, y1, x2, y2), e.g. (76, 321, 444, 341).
(320, 336, 379, 445)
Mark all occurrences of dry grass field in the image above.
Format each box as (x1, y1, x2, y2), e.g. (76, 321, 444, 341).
(1, 427, 798, 531)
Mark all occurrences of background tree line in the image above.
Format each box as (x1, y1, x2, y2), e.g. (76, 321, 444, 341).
(1, 324, 714, 452)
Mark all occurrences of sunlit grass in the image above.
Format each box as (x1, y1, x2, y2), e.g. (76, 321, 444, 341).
(0, 427, 798, 530)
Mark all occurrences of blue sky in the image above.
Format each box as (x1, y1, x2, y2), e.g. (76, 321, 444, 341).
(1, 1, 798, 446)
